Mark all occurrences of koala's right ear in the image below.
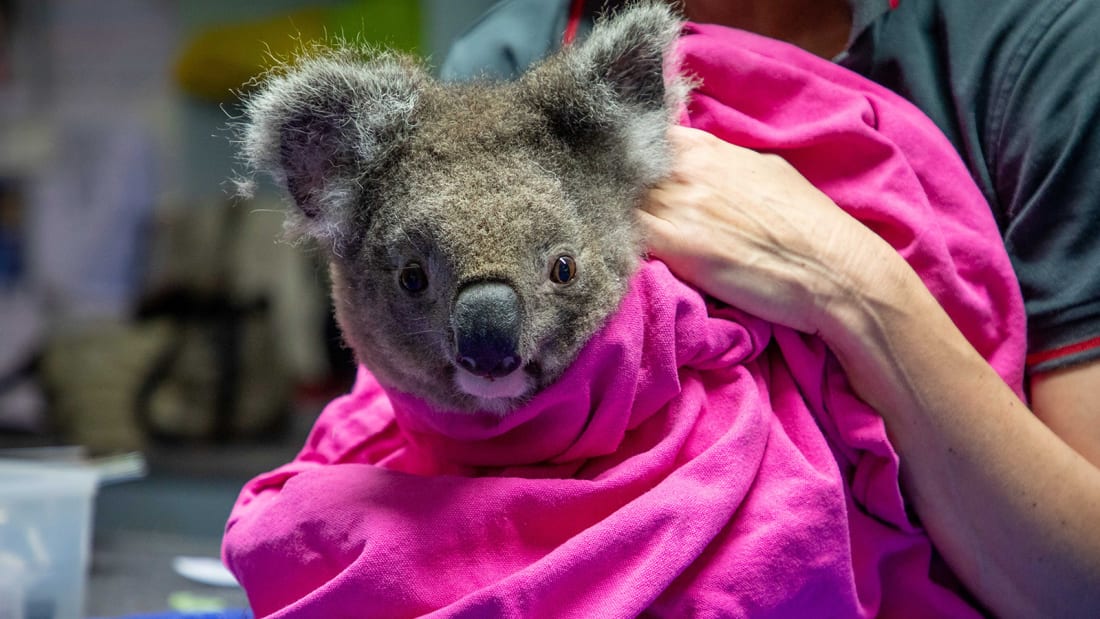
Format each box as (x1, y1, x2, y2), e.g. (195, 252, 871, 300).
(237, 50, 425, 247)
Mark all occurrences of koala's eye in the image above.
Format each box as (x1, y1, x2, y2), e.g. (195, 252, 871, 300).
(399, 262, 428, 294)
(550, 255, 577, 284)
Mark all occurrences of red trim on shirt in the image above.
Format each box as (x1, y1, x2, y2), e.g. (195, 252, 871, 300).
(889, 0, 900, 8)
(1026, 335, 1100, 367)
(563, 0, 586, 45)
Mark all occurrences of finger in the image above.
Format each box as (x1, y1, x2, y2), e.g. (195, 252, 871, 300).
(667, 123, 710, 144)
(635, 206, 671, 232)
(668, 124, 750, 155)
(634, 208, 680, 257)
(638, 185, 676, 216)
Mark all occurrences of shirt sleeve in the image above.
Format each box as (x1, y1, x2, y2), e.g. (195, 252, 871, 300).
(990, 0, 1100, 372)
(438, 0, 572, 82)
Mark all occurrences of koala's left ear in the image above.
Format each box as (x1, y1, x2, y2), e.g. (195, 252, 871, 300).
(236, 50, 426, 248)
(521, 2, 686, 172)
(567, 2, 685, 113)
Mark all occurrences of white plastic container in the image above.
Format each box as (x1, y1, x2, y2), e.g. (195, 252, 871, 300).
(0, 460, 98, 619)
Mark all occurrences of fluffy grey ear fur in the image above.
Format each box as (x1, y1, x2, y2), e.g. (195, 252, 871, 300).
(569, 1, 686, 113)
(236, 48, 425, 247)
(522, 1, 687, 181)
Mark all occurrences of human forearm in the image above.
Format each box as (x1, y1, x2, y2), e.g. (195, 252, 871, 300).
(641, 125, 1100, 616)
(820, 253, 1100, 618)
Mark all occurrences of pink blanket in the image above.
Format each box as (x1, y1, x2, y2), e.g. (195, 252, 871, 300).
(223, 24, 1025, 618)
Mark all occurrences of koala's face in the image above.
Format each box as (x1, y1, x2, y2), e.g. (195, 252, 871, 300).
(239, 3, 685, 413)
(331, 92, 645, 412)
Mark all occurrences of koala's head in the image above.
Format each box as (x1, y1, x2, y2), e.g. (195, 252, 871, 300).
(237, 3, 686, 414)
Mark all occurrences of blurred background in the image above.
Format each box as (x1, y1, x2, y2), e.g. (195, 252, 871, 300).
(0, 0, 497, 616)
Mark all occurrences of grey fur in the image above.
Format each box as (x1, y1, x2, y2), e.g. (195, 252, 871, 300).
(236, 2, 687, 413)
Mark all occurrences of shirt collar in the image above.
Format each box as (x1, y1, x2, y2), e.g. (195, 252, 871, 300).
(837, 0, 897, 60)
(851, 0, 897, 42)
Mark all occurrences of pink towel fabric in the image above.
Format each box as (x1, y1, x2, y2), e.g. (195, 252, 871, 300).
(223, 24, 1026, 618)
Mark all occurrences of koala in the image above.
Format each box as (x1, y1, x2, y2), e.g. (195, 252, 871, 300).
(236, 3, 687, 414)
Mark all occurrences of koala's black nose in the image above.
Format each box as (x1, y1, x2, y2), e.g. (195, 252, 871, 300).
(452, 281, 522, 378)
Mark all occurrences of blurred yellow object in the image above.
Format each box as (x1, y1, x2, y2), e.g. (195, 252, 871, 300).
(169, 590, 227, 612)
(173, 1, 421, 103)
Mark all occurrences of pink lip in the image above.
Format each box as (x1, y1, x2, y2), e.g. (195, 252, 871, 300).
(454, 366, 531, 400)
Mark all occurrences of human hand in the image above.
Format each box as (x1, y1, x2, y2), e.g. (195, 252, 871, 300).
(639, 125, 906, 337)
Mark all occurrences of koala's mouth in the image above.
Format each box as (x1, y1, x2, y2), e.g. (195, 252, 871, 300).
(452, 361, 532, 398)
(451, 361, 544, 410)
